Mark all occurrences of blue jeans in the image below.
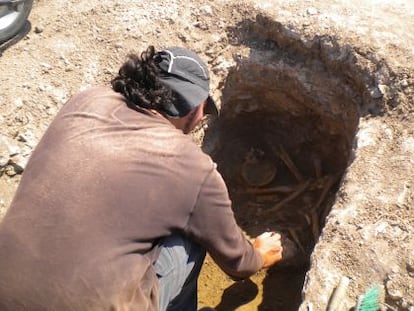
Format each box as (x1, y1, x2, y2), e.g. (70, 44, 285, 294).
(154, 234, 206, 311)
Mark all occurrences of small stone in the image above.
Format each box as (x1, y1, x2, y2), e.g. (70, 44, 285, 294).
(113, 42, 123, 49)
(0, 135, 19, 167)
(390, 264, 400, 274)
(378, 84, 391, 98)
(178, 33, 187, 43)
(38, 84, 48, 92)
(400, 79, 409, 88)
(17, 133, 27, 143)
(385, 275, 403, 301)
(34, 26, 43, 34)
(45, 105, 56, 116)
(200, 5, 213, 16)
(306, 7, 318, 15)
(4, 165, 17, 177)
(369, 87, 383, 99)
(40, 62, 52, 69)
(406, 255, 414, 275)
(14, 98, 24, 108)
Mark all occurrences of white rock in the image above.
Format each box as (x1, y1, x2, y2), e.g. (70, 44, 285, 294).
(200, 5, 213, 16)
(0, 135, 20, 167)
(369, 87, 383, 99)
(306, 7, 318, 15)
(378, 84, 391, 98)
(14, 98, 24, 108)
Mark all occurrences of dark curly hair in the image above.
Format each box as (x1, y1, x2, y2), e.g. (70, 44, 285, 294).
(111, 46, 176, 114)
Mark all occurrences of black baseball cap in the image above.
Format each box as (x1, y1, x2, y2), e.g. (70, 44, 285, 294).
(155, 47, 218, 118)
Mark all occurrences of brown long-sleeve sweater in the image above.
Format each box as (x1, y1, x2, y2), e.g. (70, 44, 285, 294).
(0, 87, 262, 311)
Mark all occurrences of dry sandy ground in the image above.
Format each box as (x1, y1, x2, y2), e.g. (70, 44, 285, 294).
(0, 1, 413, 310)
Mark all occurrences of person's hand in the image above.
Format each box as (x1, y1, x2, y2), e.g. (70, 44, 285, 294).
(253, 232, 283, 268)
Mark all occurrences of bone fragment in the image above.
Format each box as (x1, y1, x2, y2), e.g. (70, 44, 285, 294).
(264, 180, 310, 214)
(277, 145, 305, 183)
(313, 175, 340, 212)
(246, 185, 295, 195)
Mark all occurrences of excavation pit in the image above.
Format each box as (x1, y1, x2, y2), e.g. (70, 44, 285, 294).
(200, 19, 372, 309)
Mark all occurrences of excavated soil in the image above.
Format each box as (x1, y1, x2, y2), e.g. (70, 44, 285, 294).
(1, 1, 413, 310)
